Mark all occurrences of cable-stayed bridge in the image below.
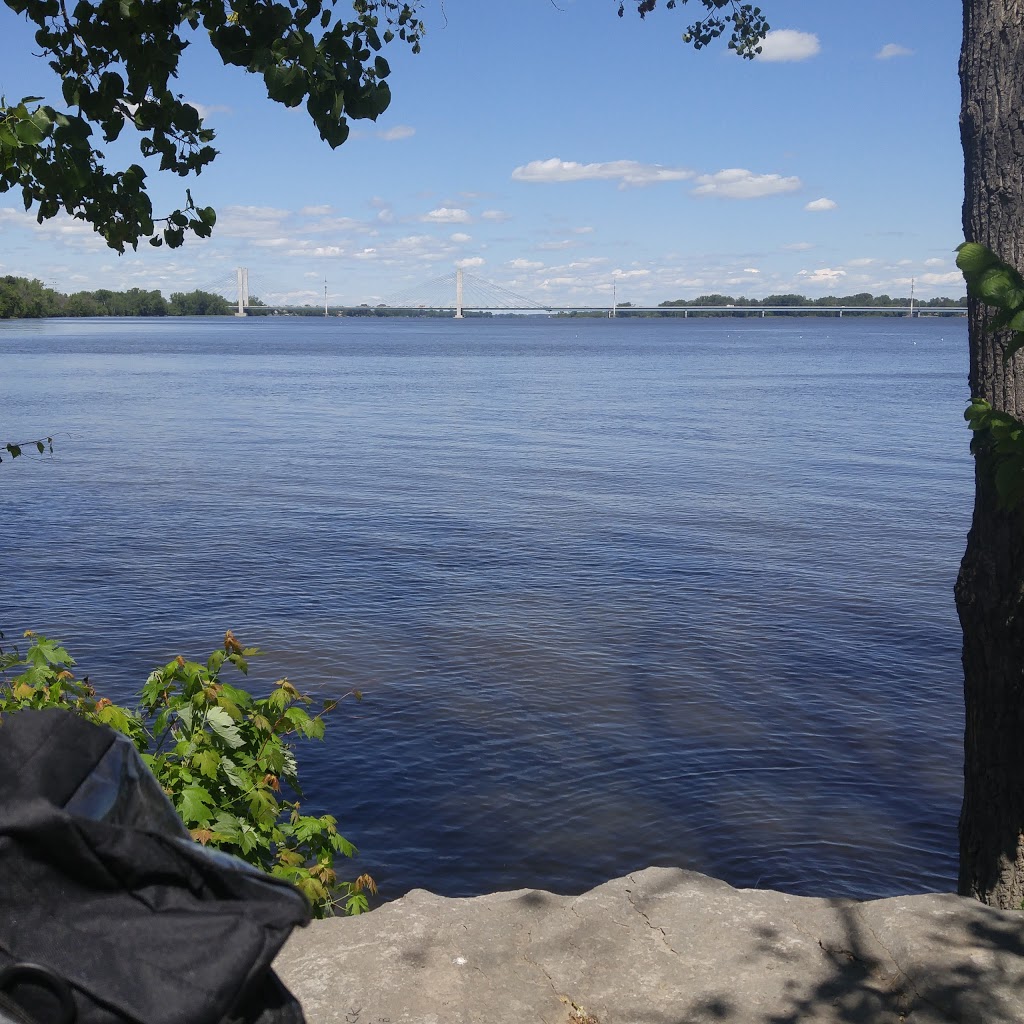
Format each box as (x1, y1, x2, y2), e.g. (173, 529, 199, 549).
(206, 267, 965, 319)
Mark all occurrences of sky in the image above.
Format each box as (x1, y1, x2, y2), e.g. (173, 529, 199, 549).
(0, 1, 966, 308)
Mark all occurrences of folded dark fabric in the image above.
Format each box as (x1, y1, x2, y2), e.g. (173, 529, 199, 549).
(0, 708, 310, 1024)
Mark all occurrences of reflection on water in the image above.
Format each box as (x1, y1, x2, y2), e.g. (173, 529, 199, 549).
(1, 315, 971, 899)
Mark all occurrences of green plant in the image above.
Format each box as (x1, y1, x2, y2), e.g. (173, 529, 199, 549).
(0, 629, 374, 917)
(956, 241, 1024, 513)
(1, 435, 53, 464)
(956, 241, 1024, 361)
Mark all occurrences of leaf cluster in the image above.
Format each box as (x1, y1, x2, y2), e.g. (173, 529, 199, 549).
(964, 399, 1024, 512)
(619, 0, 769, 58)
(1, 436, 53, 464)
(0, 0, 424, 250)
(0, 629, 371, 917)
(956, 242, 1024, 362)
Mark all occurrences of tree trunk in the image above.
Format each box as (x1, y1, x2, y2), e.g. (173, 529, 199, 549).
(957, 0, 1024, 907)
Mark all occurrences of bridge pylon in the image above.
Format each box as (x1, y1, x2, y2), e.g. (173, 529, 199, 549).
(235, 267, 249, 317)
(454, 268, 464, 319)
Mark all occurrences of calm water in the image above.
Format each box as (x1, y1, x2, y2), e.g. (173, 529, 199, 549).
(1, 315, 972, 900)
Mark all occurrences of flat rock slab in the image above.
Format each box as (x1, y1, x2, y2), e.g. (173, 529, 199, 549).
(275, 866, 1024, 1024)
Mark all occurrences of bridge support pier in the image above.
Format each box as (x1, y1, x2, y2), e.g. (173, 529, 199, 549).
(454, 268, 464, 319)
(235, 267, 249, 317)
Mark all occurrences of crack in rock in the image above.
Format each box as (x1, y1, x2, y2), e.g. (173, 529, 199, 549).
(849, 906, 955, 1022)
(625, 876, 681, 956)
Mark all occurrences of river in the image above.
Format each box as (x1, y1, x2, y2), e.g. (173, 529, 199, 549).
(1, 314, 972, 900)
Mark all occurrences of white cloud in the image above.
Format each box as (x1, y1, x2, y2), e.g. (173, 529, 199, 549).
(422, 207, 471, 224)
(924, 257, 946, 267)
(572, 226, 595, 235)
(300, 205, 333, 216)
(692, 169, 801, 199)
(456, 256, 485, 268)
(742, 268, 761, 274)
(805, 197, 837, 212)
(187, 102, 232, 119)
(782, 241, 815, 251)
(919, 271, 964, 286)
(509, 258, 544, 270)
(217, 205, 291, 239)
(756, 30, 821, 62)
(847, 257, 876, 267)
(377, 124, 415, 141)
(511, 158, 693, 188)
(450, 232, 472, 243)
(481, 209, 511, 222)
(537, 239, 574, 251)
(288, 245, 345, 258)
(612, 269, 650, 279)
(799, 268, 847, 286)
(0, 206, 106, 251)
(876, 43, 913, 60)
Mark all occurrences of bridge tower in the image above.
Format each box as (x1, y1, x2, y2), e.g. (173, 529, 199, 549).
(454, 268, 464, 319)
(235, 267, 249, 317)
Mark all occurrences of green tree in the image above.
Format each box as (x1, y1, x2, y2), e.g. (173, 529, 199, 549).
(0, 274, 61, 317)
(169, 289, 232, 316)
(0, 1, 425, 250)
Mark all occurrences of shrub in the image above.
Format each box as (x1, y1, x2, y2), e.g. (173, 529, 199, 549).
(0, 629, 374, 917)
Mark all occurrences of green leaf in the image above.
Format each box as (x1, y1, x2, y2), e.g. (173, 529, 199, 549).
(956, 241, 1000, 276)
(178, 784, 214, 825)
(193, 748, 221, 779)
(204, 705, 244, 748)
(14, 117, 44, 145)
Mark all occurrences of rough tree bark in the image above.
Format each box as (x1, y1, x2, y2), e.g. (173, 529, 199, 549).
(956, 0, 1024, 907)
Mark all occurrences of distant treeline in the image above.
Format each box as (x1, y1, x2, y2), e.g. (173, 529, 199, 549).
(590, 292, 967, 319)
(0, 275, 968, 320)
(0, 276, 240, 319)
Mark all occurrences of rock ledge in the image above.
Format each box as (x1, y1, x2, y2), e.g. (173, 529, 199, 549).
(275, 866, 1024, 1023)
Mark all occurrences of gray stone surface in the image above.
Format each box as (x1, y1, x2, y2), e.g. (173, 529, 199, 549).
(274, 866, 1024, 1024)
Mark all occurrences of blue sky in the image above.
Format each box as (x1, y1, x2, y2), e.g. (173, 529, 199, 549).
(0, 1, 965, 306)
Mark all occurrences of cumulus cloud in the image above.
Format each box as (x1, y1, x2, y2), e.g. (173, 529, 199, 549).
(187, 102, 232, 119)
(0, 205, 107, 251)
(377, 124, 415, 141)
(805, 197, 837, 212)
(924, 257, 946, 267)
(450, 232, 472, 243)
(509, 258, 544, 270)
(799, 268, 847, 286)
(756, 29, 821, 62)
(422, 207, 471, 224)
(481, 209, 511, 222)
(743, 268, 761, 274)
(216, 205, 291, 239)
(512, 158, 693, 188)
(919, 271, 964, 286)
(612, 269, 650, 279)
(876, 43, 913, 59)
(456, 256, 485, 268)
(692, 169, 801, 199)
